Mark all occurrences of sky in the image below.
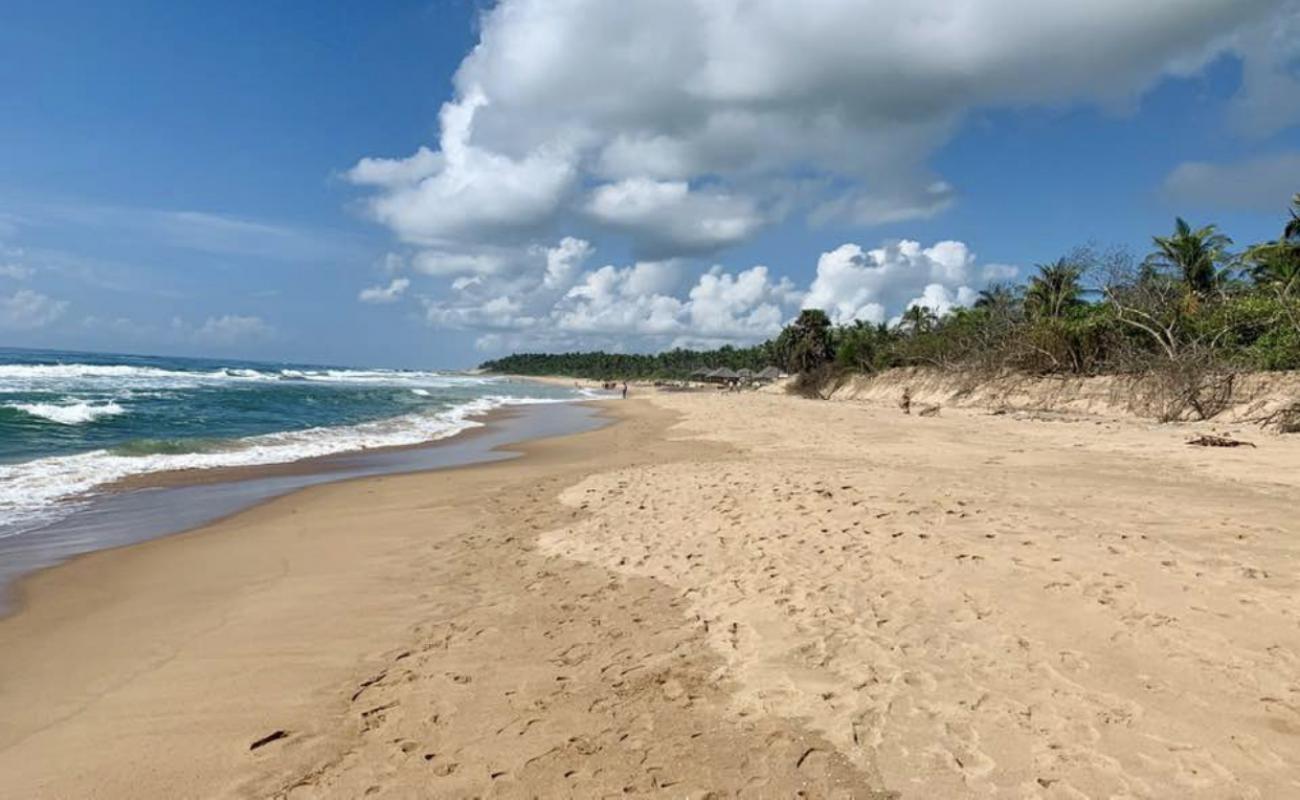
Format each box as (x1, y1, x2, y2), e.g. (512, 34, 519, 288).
(2, 0, 1299, 368)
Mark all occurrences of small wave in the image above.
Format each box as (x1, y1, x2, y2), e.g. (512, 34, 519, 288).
(0, 362, 487, 392)
(5, 400, 127, 425)
(411, 388, 431, 397)
(0, 393, 573, 536)
(109, 438, 234, 457)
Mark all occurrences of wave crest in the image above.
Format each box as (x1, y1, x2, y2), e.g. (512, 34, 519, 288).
(6, 401, 127, 425)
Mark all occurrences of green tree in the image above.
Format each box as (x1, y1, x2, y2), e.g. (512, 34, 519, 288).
(898, 304, 938, 334)
(782, 309, 835, 373)
(1024, 259, 1084, 319)
(973, 282, 1022, 317)
(1245, 194, 1300, 300)
(1148, 217, 1233, 298)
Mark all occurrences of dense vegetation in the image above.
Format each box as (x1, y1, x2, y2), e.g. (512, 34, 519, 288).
(480, 345, 772, 381)
(484, 196, 1300, 416)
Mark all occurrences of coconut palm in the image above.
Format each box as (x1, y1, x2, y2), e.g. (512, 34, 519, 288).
(897, 304, 938, 335)
(1243, 195, 1300, 299)
(1148, 218, 1233, 297)
(1024, 259, 1084, 319)
(973, 282, 1022, 316)
(1249, 249, 1300, 298)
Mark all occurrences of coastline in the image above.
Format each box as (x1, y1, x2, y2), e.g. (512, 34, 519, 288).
(0, 396, 880, 799)
(3, 388, 1299, 797)
(0, 400, 608, 615)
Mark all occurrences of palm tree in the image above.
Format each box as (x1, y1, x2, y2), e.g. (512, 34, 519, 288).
(1148, 217, 1232, 297)
(898, 304, 938, 334)
(783, 308, 834, 373)
(1249, 249, 1300, 299)
(973, 282, 1022, 316)
(1024, 259, 1083, 319)
(1245, 195, 1300, 299)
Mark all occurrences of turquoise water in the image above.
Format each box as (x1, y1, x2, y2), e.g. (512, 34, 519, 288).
(0, 348, 585, 537)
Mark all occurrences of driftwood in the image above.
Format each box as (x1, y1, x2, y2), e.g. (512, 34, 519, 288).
(250, 730, 289, 750)
(918, 404, 941, 417)
(1187, 434, 1256, 449)
(1251, 402, 1300, 434)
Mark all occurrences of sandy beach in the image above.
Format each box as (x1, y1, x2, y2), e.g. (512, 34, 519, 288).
(3, 389, 1300, 798)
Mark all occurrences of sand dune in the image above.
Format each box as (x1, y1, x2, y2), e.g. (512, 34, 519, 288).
(2, 389, 1298, 798)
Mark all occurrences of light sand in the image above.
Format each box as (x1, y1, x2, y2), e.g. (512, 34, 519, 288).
(3, 390, 1299, 798)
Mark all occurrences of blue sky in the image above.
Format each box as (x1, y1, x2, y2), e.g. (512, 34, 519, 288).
(2, 0, 1298, 368)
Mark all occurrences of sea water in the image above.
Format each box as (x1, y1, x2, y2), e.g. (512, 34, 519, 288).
(0, 347, 588, 541)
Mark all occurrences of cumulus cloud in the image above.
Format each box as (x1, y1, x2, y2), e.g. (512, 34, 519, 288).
(348, 0, 1286, 258)
(803, 240, 979, 326)
(192, 314, 275, 345)
(417, 234, 1001, 353)
(542, 237, 594, 290)
(1225, 6, 1300, 137)
(345, 0, 1294, 351)
(348, 90, 575, 245)
(1162, 151, 1300, 212)
(585, 179, 765, 257)
(358, 277, 411, 304)
(0, 289, 67, 329)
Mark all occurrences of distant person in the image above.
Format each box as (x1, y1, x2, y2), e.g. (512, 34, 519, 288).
(900, 387, 912, 415)
(622, 381, 628, 399)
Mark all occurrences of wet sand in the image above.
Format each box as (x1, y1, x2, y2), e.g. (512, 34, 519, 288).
(0, 402, 604, 609)
(3, 389, 1300, 798)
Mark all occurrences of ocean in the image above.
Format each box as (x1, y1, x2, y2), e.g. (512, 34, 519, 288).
(0, 347, 588, 542)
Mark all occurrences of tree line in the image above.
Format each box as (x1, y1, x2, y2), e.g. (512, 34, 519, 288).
(480, 345, 774, 380)
(484, 195, 1300, 415)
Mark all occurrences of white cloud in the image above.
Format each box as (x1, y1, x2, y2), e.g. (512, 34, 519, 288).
(418, 234, 1002, 352)
(192, 314, 275, 345)
(981, 263, 1021, 283)
(348, 0, 1286, 258)
(347, 146, 443, 189)
(411, 249, 510, 277)
(349, 90, 576, 245)
(1225, 6, 1300, 137)
(585, 179, 765, 256)
(1162, 151, 1300, 212)
(346, 0, 1293, 350)
(0, 263, 32, 280)
(542, 237, 594, 290)
(904, 284, 980, 318)
(0, 289, 67, 330)
(358, 277, 411, 304)
(803, 240, 978, 326)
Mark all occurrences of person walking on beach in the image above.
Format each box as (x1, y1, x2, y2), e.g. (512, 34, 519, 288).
(621, 381, 628, 399)
(900, 387, 912, 415)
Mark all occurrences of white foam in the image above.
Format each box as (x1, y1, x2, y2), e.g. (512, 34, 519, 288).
(0, 362, 496, 393)
(6, 400, 127, 425)
(0, 394, 566, 538)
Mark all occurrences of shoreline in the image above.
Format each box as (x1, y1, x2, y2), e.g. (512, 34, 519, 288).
(0, 396, 881, 798)
(0, 399, 609, 617)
